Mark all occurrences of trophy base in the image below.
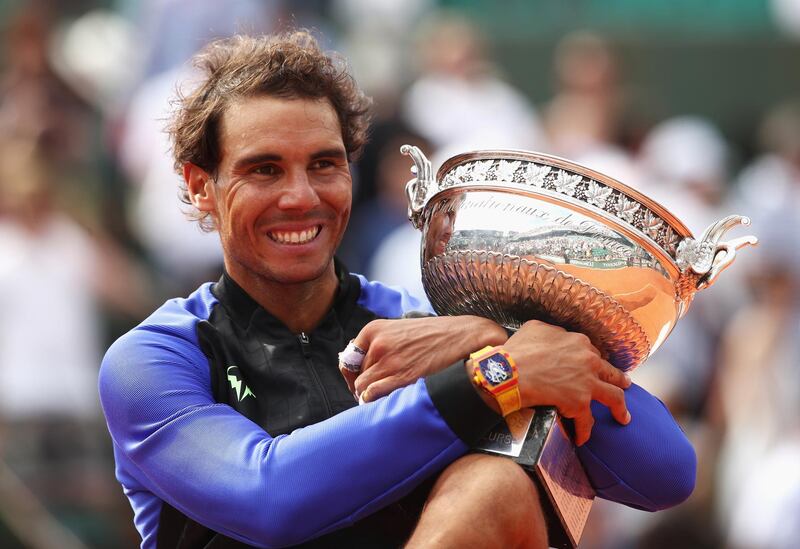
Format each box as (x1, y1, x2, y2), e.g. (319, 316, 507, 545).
(474, 407, 595, 549)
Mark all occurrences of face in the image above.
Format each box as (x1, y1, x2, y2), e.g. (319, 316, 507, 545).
(187, 96, 352, 287)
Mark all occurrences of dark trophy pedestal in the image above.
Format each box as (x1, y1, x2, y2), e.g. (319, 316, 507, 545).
(475, 407, 595, 548)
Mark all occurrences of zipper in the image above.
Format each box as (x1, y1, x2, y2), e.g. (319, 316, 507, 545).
(298, 332, 333, 417)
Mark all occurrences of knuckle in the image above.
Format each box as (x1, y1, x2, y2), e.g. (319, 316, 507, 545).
(611, 385, 624, 400)
(584, 351, 601, 369)
(366, 318, 387, 334)
(558, 405, 576, 418)
(370, 337, 388, 356)
(363, 319, 379, 332)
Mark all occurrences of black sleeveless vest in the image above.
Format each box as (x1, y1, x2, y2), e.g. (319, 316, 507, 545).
(155, 267, 421, 548)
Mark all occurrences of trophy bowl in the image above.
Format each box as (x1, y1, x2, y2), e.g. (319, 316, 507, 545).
(401, 144, 757, 547)
(402, 145, 757, 372)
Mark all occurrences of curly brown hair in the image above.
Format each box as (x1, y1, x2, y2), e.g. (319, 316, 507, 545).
(168, 30, 372, 229)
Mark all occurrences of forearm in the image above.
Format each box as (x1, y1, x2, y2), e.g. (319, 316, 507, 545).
(353, 316, 508, 402)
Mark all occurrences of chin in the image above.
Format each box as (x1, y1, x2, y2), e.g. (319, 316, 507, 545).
(261, 260, 333, 286)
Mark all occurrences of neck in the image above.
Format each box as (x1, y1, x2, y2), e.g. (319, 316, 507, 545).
(225, 261, 339, 334)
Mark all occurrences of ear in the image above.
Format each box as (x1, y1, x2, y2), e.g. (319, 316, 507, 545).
(184, 163, 216, 213)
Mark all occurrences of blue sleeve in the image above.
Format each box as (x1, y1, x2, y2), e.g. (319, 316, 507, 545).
(575, 383, 697, 511)
(99, 327, 474, 548)
(354, 274, 434, 318)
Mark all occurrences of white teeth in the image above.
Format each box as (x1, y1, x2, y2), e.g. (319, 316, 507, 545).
(268, 226, 320, 245)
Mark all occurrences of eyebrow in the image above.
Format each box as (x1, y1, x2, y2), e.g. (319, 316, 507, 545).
(310, 148, 348, 161)
(232, 148, 348, 172)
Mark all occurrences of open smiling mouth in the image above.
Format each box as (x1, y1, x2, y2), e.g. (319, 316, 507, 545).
(267, 225, 321, 245)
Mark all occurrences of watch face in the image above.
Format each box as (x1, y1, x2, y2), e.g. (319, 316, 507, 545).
(479, 354, 513, 386)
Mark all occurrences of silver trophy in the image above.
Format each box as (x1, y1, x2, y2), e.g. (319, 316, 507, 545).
(401, 145, 757, 548)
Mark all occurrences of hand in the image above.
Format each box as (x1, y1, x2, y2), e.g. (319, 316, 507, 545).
(503, 320, 631, 446)
(341, 316, 507, 403)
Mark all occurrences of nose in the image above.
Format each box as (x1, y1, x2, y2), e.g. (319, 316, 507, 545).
(277, 169, 320, 211)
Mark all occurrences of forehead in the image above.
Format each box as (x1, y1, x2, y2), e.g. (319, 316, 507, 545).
(218, 95, 344, 160)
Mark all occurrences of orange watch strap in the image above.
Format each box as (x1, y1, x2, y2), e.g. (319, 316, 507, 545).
(495, 384, 522, 416)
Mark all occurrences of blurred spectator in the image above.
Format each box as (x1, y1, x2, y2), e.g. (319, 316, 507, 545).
(332, 0, 432, 110)
(573, 144, 644, 189)
(367, 222, 429, 307)
(732, 99, 800, 278)
(340, 124, 430, 274)
(542, 31, 625, 159)
(49, 10, 138, 117)
(118, 67, 225, 293)
(130, 0, 280, 84)
(0, 4, 94, 168)
(364, 143, 463, 306)
(637, 116, 730, 234)
(0, 138, 151, 546)
(401, 11, 545, 153)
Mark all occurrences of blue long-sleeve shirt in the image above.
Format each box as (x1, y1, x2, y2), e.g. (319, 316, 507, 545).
(99, 272, 695, 547)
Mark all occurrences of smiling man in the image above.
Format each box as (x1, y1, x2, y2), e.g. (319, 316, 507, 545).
(99, 32, 696, 549)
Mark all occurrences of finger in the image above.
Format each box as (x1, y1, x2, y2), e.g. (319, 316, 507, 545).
(592, 382, 631, 426)
(339, 338, 368, 376)
(360, 376, 405, 403)
(597, 360, 632, 389)
(350, 323, 372, 353)
(572, 412, 595, 446)
(351, 322, 379, 370)
(353, 358, 390, 396)
(338, 364, 358, 397)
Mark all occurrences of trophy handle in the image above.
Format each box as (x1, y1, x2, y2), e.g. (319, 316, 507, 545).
(676, 215, 758, 293)
(401, 144, 434, 229)
(698, 234, 759, 290)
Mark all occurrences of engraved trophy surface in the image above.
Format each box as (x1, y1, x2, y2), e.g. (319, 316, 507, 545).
(401, 144, 757, 548)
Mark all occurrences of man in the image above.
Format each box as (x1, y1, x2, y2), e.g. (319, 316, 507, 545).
(99, 31, 696, 548)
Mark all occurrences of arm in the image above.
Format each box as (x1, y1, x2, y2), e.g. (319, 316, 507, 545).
(574, 384, 697, 511)
(99, 327, 500, 548)
(344, 316, 508, 401)
(341, 314, 694, 511)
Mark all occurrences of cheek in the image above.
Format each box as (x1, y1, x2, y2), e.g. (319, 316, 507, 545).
(226, 186, 266, 223)
(330, 181, 353, 215)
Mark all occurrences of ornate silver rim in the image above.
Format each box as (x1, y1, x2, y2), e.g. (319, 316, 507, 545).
(436, 150, 692, 261)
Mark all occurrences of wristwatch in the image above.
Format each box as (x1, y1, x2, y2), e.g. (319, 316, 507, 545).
(469, 345, 521, 417)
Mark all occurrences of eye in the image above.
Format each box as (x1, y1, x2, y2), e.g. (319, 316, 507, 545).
(252, 164, 280, 176)
(310, 159, 338, 170)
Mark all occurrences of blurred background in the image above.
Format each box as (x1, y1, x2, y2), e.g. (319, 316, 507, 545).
(0, 0, 797, 547)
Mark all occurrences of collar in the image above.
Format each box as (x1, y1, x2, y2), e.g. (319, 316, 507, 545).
(211, 257, 359, 333)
